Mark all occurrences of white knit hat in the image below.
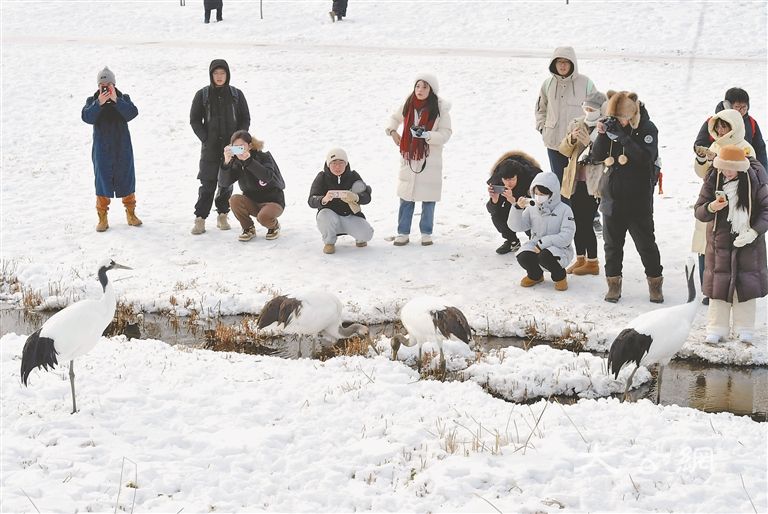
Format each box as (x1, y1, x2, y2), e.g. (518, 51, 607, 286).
(326, 147, 348, 167)
(414, 72, 439, 95)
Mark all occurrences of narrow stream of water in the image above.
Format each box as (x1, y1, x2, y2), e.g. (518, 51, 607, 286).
(2, 307, 765, 421)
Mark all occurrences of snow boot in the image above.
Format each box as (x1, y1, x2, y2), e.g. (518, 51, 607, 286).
(520, 276, 544, 287)
(323, 243, 336, 254)
(96, 210, 109, 232)
(566, 255, 585, 274)
(554, 277, 568, 291)
(604, 276, 622, 303)
(573, 258, 600, 276)
(216, 213, 231, 230)
(191, 217, 206, 235)
(647, 276, 664, 303)
(125, 207, 142, 226)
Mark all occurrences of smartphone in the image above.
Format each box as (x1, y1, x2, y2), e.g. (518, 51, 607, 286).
(491, 185, 507, 194)
(231, 145, 245, 155)
(101, 85, 109, 95)
(714, 190, 727, 202)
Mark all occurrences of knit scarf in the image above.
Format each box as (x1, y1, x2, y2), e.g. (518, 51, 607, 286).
(723, 178, 750, 236)
(399, 98, 436, 162)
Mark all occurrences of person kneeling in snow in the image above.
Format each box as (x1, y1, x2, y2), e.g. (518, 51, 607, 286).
(218, 131, 285, 242)
(308, 148, 373, 254)
(694, 144, 768, 345)
(508, 172, 575, 291)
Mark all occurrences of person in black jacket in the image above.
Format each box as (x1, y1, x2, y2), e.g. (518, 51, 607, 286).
(591, 90, 663, 304)
(308, 148, 373, 254)
(190, 59, 250, 235)
(218, 131, 285, 242)
(694, 88, 767, 169)
(204, 0, 223, 23)
(486, 151, 542, 254)
(329, 0, 348, 21)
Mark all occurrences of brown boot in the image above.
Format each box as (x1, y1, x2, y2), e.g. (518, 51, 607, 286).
(566, 255, 585, 274)
(647, 276, 664, 303)
(323, 243, 336, 254)
(96, 210, 109, 232)
(125, 207, 143, 226)
(554, 277, 568, 291)
(574, 258, 600, 276)
(604, 276, 622, 303)
(520, 276, 544, 287)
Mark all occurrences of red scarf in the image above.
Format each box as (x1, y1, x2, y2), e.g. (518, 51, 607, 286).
(400, 97, 436, 162)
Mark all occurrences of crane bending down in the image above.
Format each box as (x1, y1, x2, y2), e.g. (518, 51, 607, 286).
(257, 291, 369, 351)
(608, 262, 698, 403)
(390, 296, 473, 379)
(21, 259, 132, 413)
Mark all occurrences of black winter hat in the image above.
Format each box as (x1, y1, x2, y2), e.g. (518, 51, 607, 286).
(496, 160, 525, 179)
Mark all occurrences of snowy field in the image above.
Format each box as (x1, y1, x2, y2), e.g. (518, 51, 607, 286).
(1, 1, 767, 512)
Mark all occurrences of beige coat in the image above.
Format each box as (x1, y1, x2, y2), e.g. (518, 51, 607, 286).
(691, 109, 756, 253)
(385, 98, 452, 202)
(535, 47, 595, 150)
(557, 116, 605, 199)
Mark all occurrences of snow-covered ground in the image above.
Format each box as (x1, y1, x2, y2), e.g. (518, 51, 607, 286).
(2, 1, 768, 512)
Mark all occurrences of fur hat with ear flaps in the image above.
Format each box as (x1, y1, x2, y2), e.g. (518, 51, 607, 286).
(605, 90, 641, 129)
(714, 145, 750, 172)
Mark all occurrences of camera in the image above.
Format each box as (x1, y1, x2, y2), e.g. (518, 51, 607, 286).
(328, 190, 344, 199)
(527, 199, 536, 207)
(230, 145, 245, 155)
(491, 185, 507, 194)
(410, 125, 426, 138)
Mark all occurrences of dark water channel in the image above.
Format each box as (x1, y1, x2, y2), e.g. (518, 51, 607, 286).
(2, 306, 766, 422)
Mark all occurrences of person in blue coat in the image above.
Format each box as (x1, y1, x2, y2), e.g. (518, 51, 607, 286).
(81, 67, 140, 232)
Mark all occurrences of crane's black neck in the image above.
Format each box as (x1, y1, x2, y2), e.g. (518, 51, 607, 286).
(687, 265, 696, 303)
(98, 267, 109, 292)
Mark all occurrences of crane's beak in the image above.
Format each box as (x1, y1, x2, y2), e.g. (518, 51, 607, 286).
(112, 263, 133, 271)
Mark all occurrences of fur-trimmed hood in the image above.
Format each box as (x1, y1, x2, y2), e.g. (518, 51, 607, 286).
(489, 150, 541, 176)
(605, 90, 641, 129)
(548, 47, 579, 77)
(708, 109, 746, 145)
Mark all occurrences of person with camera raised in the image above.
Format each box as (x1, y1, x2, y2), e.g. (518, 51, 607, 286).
(217, 131, 285, 242)
(486, 152, 542, 254)
(591, 90, 663, 303)
(308, 148, 373, 254)
(385, 73, 452, 247)
(508, 172, 575, 291)
(190, 59, 250, 236)
(81, 66, 141, 232)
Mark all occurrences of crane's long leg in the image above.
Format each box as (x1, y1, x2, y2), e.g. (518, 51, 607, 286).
(655, 365, 664, 405)
(439, 346, 446, 381)
(69, 360, 77, 414)
(417, 344, 422, 373)
(622, 365, 639, 403)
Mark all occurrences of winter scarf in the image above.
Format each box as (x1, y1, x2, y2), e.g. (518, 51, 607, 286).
(399, 97, 436, 162)
(722, 178, 751, 236)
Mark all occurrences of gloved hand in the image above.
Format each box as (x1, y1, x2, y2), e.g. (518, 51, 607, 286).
(694, 145, 716, 160)
(604, 117, 626, 142)
(734, 228, 758, 247)
(341, 191, 359, 203)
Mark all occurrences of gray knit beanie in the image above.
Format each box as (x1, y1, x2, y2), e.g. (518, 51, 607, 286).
(97, 67, 116, 85)
(582, 91, 607, 110)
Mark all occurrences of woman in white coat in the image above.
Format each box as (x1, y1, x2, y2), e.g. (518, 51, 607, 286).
(385, 73, 452, 246)
(509, 172, 576, 291)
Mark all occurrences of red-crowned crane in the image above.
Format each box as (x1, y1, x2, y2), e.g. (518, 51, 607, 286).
(390, 296, 473, 379)
(21, 259, 132, 413)
(608, 262, 698, 403)
(257, 291, 369, 352)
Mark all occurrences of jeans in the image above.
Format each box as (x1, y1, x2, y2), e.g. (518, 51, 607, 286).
(398, 199, 435, 235)
(546, 148, 570, 206)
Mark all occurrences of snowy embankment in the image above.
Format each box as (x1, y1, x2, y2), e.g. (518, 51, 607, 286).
(2, 333, 766, 513)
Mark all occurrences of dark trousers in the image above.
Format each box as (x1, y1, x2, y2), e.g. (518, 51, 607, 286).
(546, 148, 570, 206)
(204, 6, 222, 22)
(571, 181, 599, 258)
(603, 211, 663, 278)
(194, 180, 232, 218)
(517, 249, 566, 281)
(332, 0, 348, 17)
(490, 205, 519, 243)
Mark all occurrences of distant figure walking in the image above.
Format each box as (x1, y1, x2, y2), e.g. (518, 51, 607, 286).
(330, 0, 348, 22)
(204, 0, 223, 23)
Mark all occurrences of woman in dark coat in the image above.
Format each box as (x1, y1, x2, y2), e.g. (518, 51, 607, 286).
(204, 0, 223, 23)
(694, 144, 768, 344)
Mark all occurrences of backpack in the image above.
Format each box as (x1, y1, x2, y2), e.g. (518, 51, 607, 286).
(201, 85, 241, 125)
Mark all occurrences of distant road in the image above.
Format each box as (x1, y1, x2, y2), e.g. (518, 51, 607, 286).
(3, 34, 764, 64)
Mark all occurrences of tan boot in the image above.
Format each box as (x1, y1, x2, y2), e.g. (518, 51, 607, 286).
(520, 276, 544, 287)
(96, 210, 109, 232)
(647, 276, 664, 303)
(216, 213, 231, 230)
(191, 217, 206, 235)
(573, 258, 600, 276)
(554, 277, 568, 291)
(566, 255, 585, 274)
(604, 276, 622, 303)
(323, 243, 336, 254)
(125, 207, 142, 226)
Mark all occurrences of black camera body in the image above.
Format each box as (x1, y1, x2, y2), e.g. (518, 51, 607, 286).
(411, 125, 426, 137)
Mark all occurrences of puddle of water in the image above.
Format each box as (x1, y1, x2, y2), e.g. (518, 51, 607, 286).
(2, 307, 765, 421)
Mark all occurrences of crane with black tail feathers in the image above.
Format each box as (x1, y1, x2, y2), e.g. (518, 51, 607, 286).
(20, 259, 132, 413)
(390, 296, 473, 380)
(608, 261, 698, 404)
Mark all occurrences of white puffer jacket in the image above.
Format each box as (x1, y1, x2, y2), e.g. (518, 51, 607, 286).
(507, 172, 576, 264)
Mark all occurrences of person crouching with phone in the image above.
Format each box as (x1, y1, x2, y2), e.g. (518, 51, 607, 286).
(508, 172, 576, 291)
(486, 152, 542, 254)
(81, 66, 141, 232)
(218, 131, 285, 242)
(308, 148, 373, 254)
(694, 144, 768, 345)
